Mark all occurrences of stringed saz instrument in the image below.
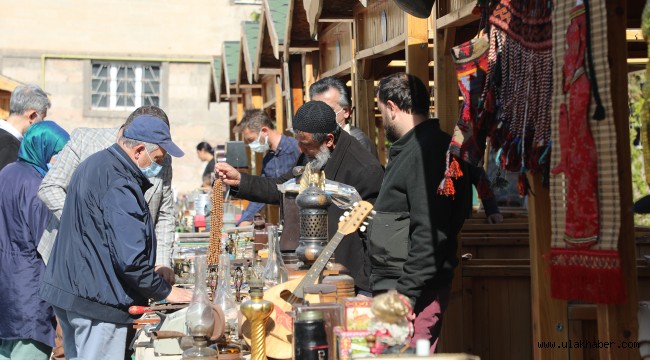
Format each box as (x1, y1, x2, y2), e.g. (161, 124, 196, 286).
(242, 201, 374, 359)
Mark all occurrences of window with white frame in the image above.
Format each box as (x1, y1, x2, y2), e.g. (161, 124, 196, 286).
(91, 62, 160, 110)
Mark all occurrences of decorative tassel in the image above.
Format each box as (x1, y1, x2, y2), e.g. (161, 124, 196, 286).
(447, 157, 464, 179)
(517, 167, 531, 196)
(437, 177, 456, 198)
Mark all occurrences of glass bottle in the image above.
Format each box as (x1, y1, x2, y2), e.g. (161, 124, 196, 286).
(183, 255, 217, 358)
(261, 225, 288, 289)
(212, 254, 239, 339)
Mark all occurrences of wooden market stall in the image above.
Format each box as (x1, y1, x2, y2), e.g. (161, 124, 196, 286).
(0, 75, 23, 119)
(218, 41, 243, 140)
(216, 0, 645, 358)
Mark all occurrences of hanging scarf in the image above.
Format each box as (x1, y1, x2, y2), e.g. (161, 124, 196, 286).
(17, 120, 70, 177)
(438, 0, 554, 197)
(438, 34, 490, 197)
(549, 0, 624, 304)
(487, 0, 554, 195)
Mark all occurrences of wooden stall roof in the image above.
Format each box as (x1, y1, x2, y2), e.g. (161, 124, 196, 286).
(263, 0, 289, 59)
(255, 7, 282, 82)
(0, 74, 22, 92)
(222, 41, 241, 88)
(242, 21, 261, 85)
(211, 56, 225, 101)
(304, 0, 356, 39)
(285, 0, 318, 54)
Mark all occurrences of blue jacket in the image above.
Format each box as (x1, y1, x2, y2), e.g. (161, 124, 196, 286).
(0, 162, 55, 347)
(40, 144, 171, 324)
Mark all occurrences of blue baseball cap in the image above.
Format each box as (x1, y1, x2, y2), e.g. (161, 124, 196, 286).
(123, 115, 185, 157)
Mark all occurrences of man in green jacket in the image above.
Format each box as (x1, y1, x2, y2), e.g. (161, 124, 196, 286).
(369, 73, 471, 353)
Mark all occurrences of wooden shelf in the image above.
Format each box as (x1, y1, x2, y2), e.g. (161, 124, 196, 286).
(436, 2, 479, 30)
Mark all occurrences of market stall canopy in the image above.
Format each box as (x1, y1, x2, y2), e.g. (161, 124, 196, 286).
(263, 0, 290, 59)
(242, 21, 261, 85)
(0, 74, 22, 92)
(222, 41, 241, 91)
(303, 0, 356, 39)
(211, 56, 225, 102)
(255, 6, 282, 82)
(285, 0, 318, 54)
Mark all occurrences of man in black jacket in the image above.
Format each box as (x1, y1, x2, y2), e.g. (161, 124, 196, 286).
(216, 101, 384, 295)
(40, 115, 192, 358)
(369, 73, 471, 353)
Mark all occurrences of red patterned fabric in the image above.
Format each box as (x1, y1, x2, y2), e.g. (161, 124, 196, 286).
(550, 5, 599, 244)
(549, 4, 622, 304)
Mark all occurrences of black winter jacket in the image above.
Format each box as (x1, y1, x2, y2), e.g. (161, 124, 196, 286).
(40, 144, 171, 324)
(368, 119, 471, 303)
(234, 131, 384, 292)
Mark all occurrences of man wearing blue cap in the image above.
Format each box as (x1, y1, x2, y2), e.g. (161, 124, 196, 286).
(39, 115, 192, 359)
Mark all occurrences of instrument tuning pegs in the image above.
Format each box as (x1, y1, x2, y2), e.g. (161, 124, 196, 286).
(366, 216, 373, 221)
(343, 211, 350, 217)
(362, 221, 369, 226)
(339, 216, 345, 222)
(353, 202, 359, 207)
(371, 210, 377, 215)
(360, 225, 366, 232)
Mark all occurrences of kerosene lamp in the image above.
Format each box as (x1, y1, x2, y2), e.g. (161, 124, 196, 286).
(183, 255, 218, 359)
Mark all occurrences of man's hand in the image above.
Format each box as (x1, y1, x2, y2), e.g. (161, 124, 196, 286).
(238, 221, 253, 227)
(166, 286, 193, 303)
(155, 265, 176, 285)
(215, 162, 242, 187)
(486, 213, 504, 224)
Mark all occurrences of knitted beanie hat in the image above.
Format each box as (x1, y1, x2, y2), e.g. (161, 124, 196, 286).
(293, 101, 337, 134)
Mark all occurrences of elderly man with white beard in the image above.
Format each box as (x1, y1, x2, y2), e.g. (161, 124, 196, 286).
(215, 101, 383, 295)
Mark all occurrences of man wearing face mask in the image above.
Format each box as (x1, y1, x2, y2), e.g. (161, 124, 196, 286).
(216, 101, 384, 295)
(234, 109, 300, 227)
(309, 76, 378, 158)
(39, 115, 193, 359)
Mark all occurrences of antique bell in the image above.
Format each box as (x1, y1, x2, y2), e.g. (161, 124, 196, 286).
(295, 182, 332, 265)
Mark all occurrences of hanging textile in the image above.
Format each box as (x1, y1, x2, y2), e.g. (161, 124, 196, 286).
(549, 4, 599, 246)
(438, 0, 554, 197)
(487, 0, 554, 195)
(549, 0, 624, 304)
(438, 34, 490, 197)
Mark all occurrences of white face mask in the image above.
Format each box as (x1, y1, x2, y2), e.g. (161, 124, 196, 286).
(248, 131, 270, 153)
(334, 107, 346, 128)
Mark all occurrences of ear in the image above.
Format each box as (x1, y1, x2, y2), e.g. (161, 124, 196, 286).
(325, 133, 335, 148)
(27, 110, 39, 123)
(134, 144, 146, 159)
(386, 100, 398, 114)
(343, 106, 352, 120)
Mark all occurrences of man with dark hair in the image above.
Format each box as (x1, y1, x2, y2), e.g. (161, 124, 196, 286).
(310, 76, 378, 158)
(216, 101, 384, 294)
(233, 109, 300, 227)
(0, 84, 51, 170)
(39, 115, 192, 359)
(370, 73, 471, 353)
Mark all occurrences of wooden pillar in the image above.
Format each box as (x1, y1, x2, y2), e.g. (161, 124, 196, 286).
(405, 14, 429, 93)
(304, 52, 318, 97)
(433, 6, 458, 135)
(527, 173, 569, 360)
(596, 1, 638, 358)
(275, 76, 285, 133)
(288, 54, 304, 128)
(251, 88, 263, 109)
